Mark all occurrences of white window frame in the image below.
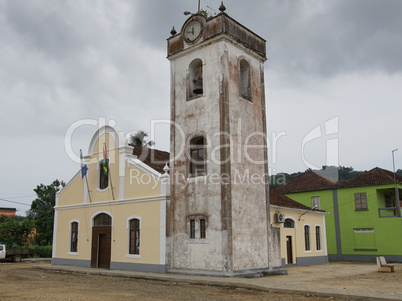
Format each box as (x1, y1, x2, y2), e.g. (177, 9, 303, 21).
(312, 196, 320, 210)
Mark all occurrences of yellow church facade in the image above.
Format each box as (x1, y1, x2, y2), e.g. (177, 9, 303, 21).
(52, 125, 170, 272)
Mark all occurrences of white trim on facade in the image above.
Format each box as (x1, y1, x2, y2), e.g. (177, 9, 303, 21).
(55, 195, 168, 211)
(126, 216, 142, 229)
(282, 216, 297, 229)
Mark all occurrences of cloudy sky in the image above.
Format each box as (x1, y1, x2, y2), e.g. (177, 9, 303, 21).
(1, 0, 402, 215)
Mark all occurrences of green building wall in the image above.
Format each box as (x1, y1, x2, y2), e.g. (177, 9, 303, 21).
(284, 183, 402, 262)
(337, 185, 402, 261)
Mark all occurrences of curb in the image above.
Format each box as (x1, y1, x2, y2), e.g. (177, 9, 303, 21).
(34, 265, 398, 301)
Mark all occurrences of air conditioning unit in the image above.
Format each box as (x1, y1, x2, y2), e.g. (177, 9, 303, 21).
(274, 212, 285, 223)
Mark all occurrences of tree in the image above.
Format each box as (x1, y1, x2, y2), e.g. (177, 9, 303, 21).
(0, 216, 36, 247)
(129, 131, 155, 147)
(27, 179, 65, 246)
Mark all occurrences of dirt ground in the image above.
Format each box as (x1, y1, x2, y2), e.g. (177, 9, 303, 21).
(0, 262, 364, 301)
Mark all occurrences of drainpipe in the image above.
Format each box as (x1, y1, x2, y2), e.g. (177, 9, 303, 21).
(392, 149, 401, 217)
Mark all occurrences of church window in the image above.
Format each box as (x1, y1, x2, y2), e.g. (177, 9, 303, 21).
(99, 160, 109, 190)
(188, 59, 204, 99)
(189, 136, 206, 176)
(239, 59, 252, 101)
(304, 225, 311, 251)
(70, 222, 78, 253)
(129, 219, 140, 255)
(315, 226, 321, 251)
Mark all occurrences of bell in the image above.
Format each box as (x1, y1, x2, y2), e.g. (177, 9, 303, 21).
(193, 79, 203, 95)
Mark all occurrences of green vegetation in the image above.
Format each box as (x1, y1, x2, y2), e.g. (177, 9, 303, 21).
(29, 245, 52, 258)
(0, 216, 35, 248)
(27, 179, 65, 246)
(197, 9, 209, 18)
(129, 130, 155, 147)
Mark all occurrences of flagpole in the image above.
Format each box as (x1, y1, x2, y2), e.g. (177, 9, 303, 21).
(80, 149, 92, 203)
(84, 172, 92, 203)
(104, 143, 115, 200)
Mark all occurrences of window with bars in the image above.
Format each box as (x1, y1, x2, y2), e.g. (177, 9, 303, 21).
(188, 216, 207, 240)
(70, 222, 78, 252)
(190, 219, 196, 239)
(355, 192, 368, 210)
(129, 219, 140, 255)
(315, 226, 321, 251)
(189, 137, 205, 176)
(304, 225, 311, 251)
(200, 219, 206, 239)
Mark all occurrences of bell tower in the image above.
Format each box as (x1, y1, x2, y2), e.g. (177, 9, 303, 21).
(166, 5, 283, 276)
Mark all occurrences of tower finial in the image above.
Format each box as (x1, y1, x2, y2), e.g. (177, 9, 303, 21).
(219, 1, 226, 12)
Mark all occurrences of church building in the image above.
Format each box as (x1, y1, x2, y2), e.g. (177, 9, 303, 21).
(52, 4, 322, 275)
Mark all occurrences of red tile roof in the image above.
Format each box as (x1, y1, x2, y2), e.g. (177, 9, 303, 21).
(339, 167, 402, 188)
(131, 147, 170, 174)
(275, 170, 337, 194)
(270, 189, 313, 210)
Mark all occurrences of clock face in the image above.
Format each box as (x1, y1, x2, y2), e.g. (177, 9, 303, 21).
(184, 21, 202, 43)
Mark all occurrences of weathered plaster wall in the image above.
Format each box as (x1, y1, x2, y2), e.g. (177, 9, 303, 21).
(168, 39, 274, 272)
(169, 40, 226, 271)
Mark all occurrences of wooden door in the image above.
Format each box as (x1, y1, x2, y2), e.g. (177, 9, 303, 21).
(91, 226, 111, 269)
(286, 236, 293, 264)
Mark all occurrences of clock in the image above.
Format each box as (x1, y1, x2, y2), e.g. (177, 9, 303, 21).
(184, 20, 202, 43)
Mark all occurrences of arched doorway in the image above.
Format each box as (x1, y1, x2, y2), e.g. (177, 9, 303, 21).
(91, 213, 112, 269)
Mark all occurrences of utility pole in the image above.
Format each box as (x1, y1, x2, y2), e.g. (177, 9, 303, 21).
(392, 148, 401, 217)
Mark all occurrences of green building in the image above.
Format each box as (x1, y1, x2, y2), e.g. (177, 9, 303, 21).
(276, 167, 402, 262)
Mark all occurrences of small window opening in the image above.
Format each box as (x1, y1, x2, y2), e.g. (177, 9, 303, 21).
(239, 59, 251, 101)
(188, 59, 203, 99)
(190, 220, 196, 239)
(200, 219, 206, 239)
(189, 136, 205, 176)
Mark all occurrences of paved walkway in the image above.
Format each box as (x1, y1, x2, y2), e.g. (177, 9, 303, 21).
(36, 262, 402, 300)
